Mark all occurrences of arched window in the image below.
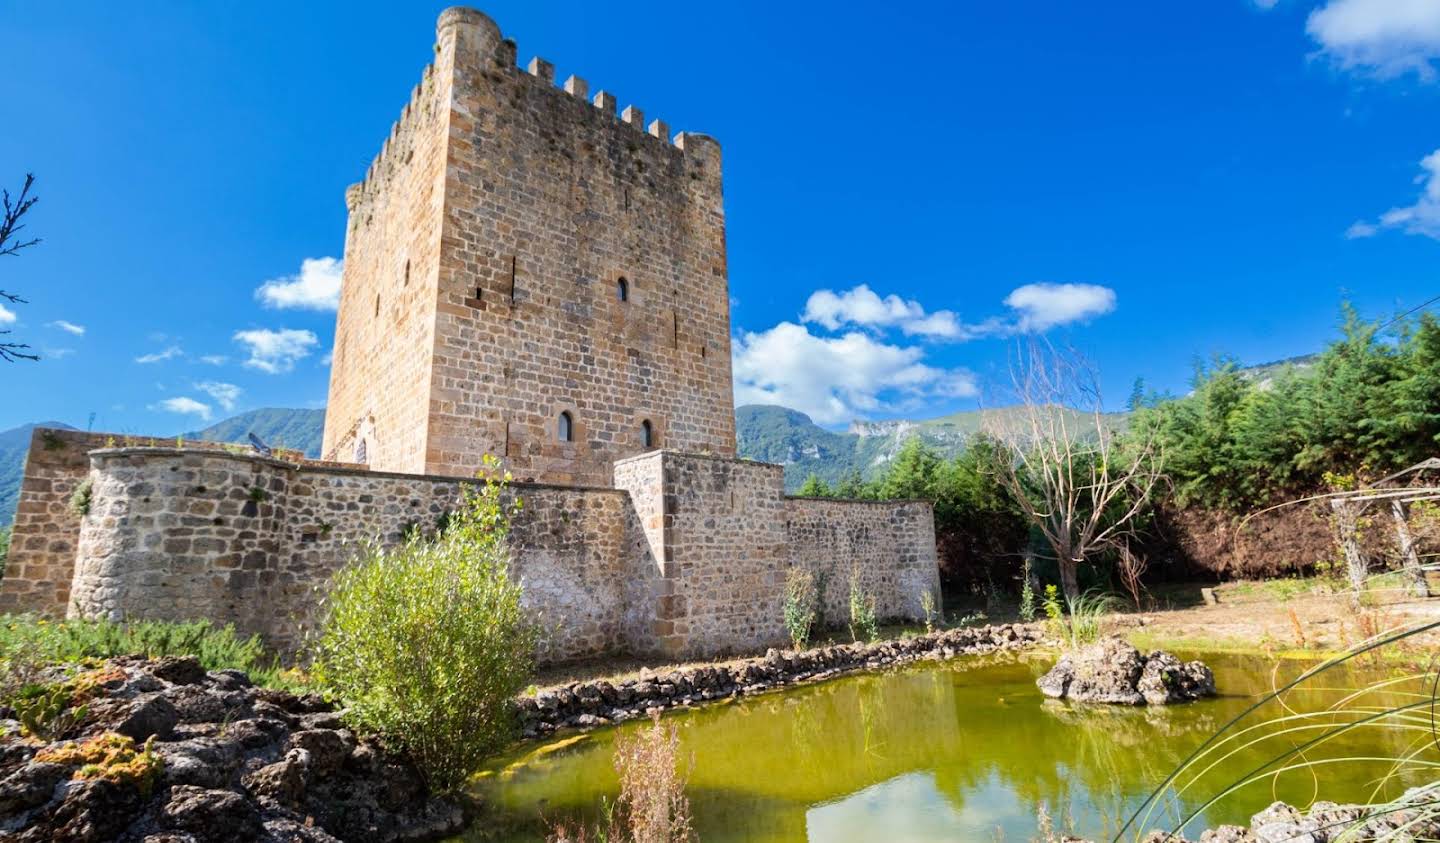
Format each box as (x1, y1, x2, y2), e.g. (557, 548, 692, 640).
(558, 411, 573, 442)
(617, 277, 629, 303)
(641, 419, 654, 448)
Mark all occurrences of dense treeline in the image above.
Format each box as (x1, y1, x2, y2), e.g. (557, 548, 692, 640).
(1133, 307, 1440, 512)
(799, 306, 1440, 595)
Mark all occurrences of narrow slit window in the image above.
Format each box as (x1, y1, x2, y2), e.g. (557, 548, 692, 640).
(617, 277, 629, 303)
(641, 419, 654, 448)
(558, 411, 573, 442)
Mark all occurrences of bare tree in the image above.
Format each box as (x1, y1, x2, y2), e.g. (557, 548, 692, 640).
(1, 173, 41, 363)
(983, 339, 1164, 602)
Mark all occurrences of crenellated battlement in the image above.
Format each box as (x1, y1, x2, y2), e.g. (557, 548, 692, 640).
(349, 7, 719, 214)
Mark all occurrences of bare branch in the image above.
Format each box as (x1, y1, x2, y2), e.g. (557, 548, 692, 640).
(983, 338, 1164, 600)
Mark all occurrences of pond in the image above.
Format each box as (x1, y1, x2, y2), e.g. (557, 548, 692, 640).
(468, 651, 1433, 841)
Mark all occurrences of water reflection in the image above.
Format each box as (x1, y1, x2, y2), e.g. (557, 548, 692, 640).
(468, 652, 1433, 842)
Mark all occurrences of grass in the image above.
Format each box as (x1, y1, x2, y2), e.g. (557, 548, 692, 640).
(0, 614, 303, 693)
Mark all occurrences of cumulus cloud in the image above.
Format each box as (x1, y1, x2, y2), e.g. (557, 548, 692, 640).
(1347, 147, 1440, 240)
(1307, 0, 1440, 79)
(802, 285, 967, 339)
(195, 381, 242, 411)
(135, 346, 183, 364)
(0, 303, 14, 324)
(802, 283, 1116, 341)
(49, 320, 85, 336)
(233, 328, 319, 374)
(732, 322, 978, 425)
(1003, 283, 1118, 332)
(255, 257, 344, 311)
(153, 396, 212, 421)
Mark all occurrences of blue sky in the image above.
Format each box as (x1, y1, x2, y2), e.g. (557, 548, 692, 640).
(2, 0, 1439, 432)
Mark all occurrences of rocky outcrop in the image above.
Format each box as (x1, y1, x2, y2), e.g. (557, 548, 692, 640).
(0, 656, 464, 842)
(1036, 637, 1216, 706)
(518, 623, 1044, 736)
(1075, 789, 1440, 842)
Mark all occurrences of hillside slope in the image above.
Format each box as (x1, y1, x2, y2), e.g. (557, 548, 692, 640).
(183, 408, 326, 458)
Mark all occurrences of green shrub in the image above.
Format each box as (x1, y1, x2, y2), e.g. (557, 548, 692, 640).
(782, 568, 818, 649)
(1018, 559, 1037, 623)
(311, 457, 537, 794)
(1041, 588, 1113, 649)
(0, 615, 288, 690)
(847, 568, 879, 644)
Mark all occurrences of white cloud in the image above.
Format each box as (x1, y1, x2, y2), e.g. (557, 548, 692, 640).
(0, 303, 14, 324)
(233, 328, 319, 374)
(195, 381, 242, 411)
(199, 354, 229, 366)
(1003, 283, 1117, 332)
(1347, 147, 1440, 239)
(1254, 0, 1281, 8)
(802, 285, 969, 339)
(1307, 0, 1440, 79)
(732, 322, 977, 425)
(255, 257, 344, 311)
(43, 347, 75, 359)
(136, 346, 183, 364)
(801, 283, 1116, 342)
(49, 320, 85, 336)
(153, 396, 212, 421)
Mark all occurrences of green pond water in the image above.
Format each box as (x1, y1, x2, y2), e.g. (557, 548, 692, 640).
(467, 651, 1435, 841)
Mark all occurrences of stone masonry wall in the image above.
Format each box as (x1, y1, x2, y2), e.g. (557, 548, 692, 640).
(321, 20, 452, 471)
(68, 448, 654, 663)
(46, 445, 936, 665)
(323, 7, 737, 487)
(784, 497, 941, 625)
(0, 429, 308, 617)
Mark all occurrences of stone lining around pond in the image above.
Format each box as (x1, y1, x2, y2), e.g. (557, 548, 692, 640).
(516, 623, 1045, 737)
(1080, 791, 1440, 842)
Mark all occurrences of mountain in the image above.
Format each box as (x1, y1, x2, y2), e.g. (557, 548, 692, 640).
(0, 421, 78, 527)
(0, 410, 325, 528)
(735, 404, 1130, 491)
(183, 408, 326, 458)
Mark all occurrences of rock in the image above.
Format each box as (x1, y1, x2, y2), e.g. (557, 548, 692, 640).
(161, 785, 263, 840)
(1037, 638, 1215, 706)
(1199, 825, 1255, 842)
(1137, 651, 1217, 706)
(151, 656, 207, 686)
(115, 692, 180, 741)
(154, 737, 243, 789)
(44, 778, 146, 842)
(243, 750, 309, 807)
(0, 760, 67, 815)
(287, 729, 352, 775)
(165, 685, 228, 724)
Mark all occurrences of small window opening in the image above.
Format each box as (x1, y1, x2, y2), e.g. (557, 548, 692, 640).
(403, 260, 411, 286)
(617, 277, 629, 303)
(374, 294, 381, 318)
(641, 419, 654, 449)
(355, 438, 368, 464)
(558, 411, 573, 442)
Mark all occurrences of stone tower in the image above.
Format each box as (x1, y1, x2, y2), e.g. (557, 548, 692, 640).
(323, 7, 736, 485)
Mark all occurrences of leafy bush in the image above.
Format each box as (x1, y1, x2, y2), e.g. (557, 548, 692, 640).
(782, 568, 818, 650)
(0, 615, 287, 690)
(311, 458, 537, 794)
(847, 569, 879, 643)
(1018, 559, 1037, 623)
